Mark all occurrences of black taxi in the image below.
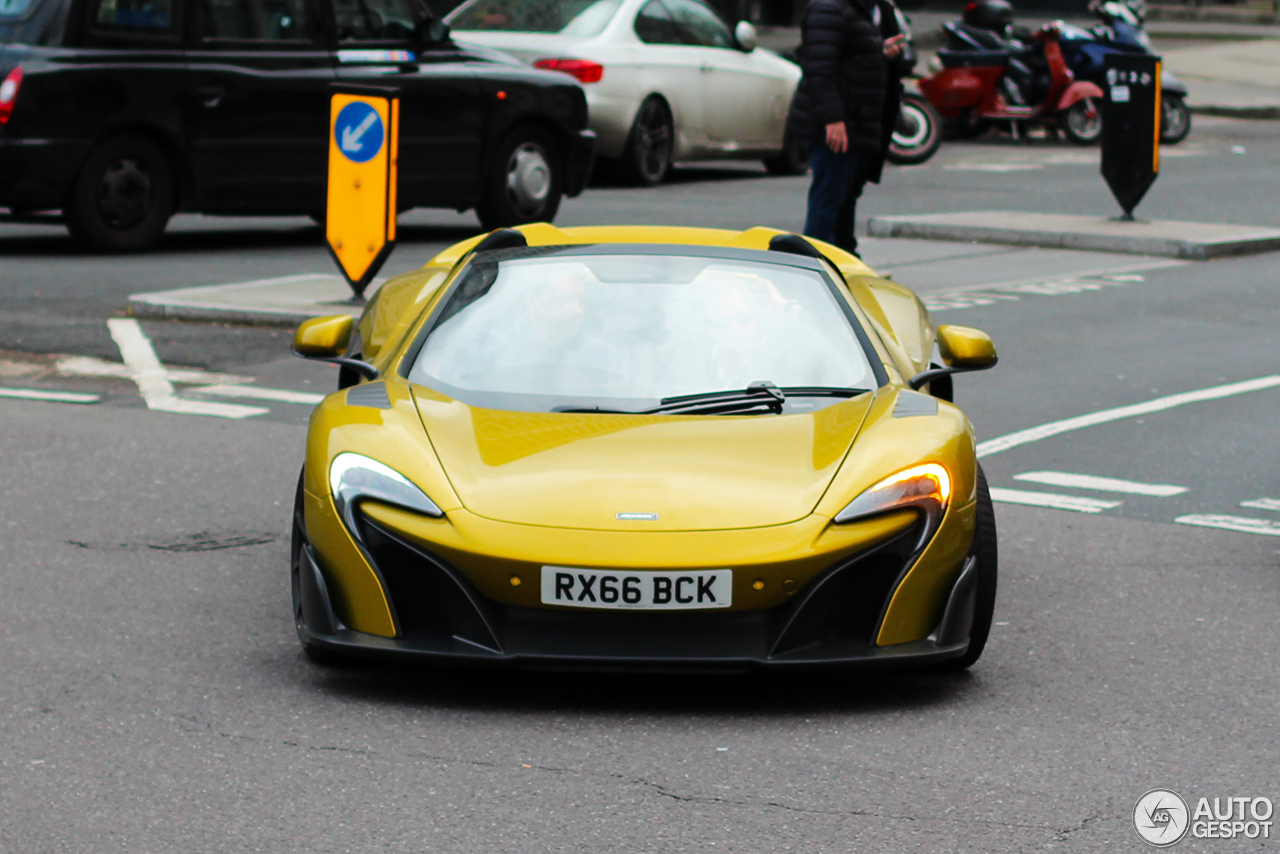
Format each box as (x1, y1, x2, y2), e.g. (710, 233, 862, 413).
(0, 0, 593, 249)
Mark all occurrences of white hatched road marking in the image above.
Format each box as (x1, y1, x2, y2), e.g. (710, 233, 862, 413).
(189, 384, 325, 405)
(56, 354, 251, 385)
(1240, 498, 1280, 512)
(989, 487, 1122, 514)
(0, 387, 100, 404)
(106, 319, 268, 419)
(977, 376, 1280, 458)
(1175, 515, 1280, 536)
(1013, 471, 1188, 497)
(922, 260, 1185, 312)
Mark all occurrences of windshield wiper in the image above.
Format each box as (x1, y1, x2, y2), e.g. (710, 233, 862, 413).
(554, 383, 869, 416)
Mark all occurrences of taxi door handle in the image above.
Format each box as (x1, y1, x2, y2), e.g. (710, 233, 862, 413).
(196, 86, 226, 109)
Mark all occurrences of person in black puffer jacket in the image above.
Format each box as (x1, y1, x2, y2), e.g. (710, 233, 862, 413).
(791, 0, 901, 255)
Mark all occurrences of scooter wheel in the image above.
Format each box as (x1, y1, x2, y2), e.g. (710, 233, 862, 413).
(887, 94, 942, 165)
(1062, 97, 1102, 145)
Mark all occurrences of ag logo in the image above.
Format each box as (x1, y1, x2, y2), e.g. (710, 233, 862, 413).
(1134, 789, 1190, 847)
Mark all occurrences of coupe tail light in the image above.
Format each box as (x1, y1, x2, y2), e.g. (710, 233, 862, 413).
(533, 58, 603, 84)
(0, 66, 23, 125)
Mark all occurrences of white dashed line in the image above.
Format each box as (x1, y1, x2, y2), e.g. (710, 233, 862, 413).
(189, 384, 325, 405)
(0, 387, 100, 404)
(978, 375, 1280, 458)
(989, 488, 1122, 514)
(1175, 515, 1280, 536)
(1013, 471, 1188, 497)
(106, 319, 269, 419)
(1240, 498, 1280, 513)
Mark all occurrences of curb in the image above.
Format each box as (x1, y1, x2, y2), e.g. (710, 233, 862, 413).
(1147, 5, 1280, 25)
(1191, 104, 1280, 119)
(867, 214, 1280, 260)
(127, 301, 317, 328)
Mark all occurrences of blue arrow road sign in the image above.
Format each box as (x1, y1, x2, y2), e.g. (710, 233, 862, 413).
(334, 101, 385, 164)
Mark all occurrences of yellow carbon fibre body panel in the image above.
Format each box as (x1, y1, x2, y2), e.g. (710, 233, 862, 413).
(303, 224, 986, 647)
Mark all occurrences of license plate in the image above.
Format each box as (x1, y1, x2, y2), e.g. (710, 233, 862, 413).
(540, 567, 732, 610)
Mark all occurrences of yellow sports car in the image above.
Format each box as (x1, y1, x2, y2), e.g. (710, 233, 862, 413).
(290, 224, 999, 671)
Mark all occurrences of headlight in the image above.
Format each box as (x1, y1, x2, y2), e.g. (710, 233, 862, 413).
(834, 463, 951, 536)
(329, 453, 443, 537)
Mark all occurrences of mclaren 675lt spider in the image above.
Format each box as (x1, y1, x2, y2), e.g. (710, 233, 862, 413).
(290, 224, 999, 672)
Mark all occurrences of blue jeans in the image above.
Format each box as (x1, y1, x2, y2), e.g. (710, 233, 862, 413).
(803, 144, 863, 255)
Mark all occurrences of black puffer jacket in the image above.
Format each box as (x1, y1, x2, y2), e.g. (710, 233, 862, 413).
(789, 0, 888, 153)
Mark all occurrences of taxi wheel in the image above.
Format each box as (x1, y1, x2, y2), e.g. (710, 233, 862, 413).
(290, 470, 340, 666)
(477, 124, 563, 230)
(65, 133, 174, 252)
(942, 464, 998, 670)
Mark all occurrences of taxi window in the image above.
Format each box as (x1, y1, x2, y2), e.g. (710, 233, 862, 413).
(0, 0, 41, 22)
(664, 0, 731, 47)
(93, 0, 174, 30)
(332, 0, 421, 41)
(200, 0, 313, 40)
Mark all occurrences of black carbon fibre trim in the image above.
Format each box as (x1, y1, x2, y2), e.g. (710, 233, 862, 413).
(893, 390, 939, 418)
(346, 381, 391, 409)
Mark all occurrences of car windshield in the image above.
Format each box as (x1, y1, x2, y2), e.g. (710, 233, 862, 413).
(408, 250, 877, 413)
(449, 0, 620, 35)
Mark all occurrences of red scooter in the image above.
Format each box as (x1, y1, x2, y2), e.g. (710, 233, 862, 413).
(918, 22, 1105, 143)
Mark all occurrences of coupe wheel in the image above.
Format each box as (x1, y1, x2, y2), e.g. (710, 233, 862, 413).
(886, 94, 942, 165)
(622, 96, 674, 186)
(1062, 97, 1102, 145)
(942, 464, 998, 670)
(477, 124, 563, 229)
(64, 133, 174, 252)
(1160, 94, 1191, 145)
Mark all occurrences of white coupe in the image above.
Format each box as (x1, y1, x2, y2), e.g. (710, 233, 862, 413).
(446, 0, 807, 184)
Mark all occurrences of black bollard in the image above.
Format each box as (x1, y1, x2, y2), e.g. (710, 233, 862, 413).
(1100, 54, 1161, 220)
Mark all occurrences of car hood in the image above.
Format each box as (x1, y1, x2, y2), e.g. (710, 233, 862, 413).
(413, 388, 876, 531)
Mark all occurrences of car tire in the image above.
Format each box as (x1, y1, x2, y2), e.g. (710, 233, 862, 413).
(621, 96, 674, 186)
(1062, 97, 1102, 145)
(886, 94, 942, 166)
(763, 128, 809, 176)
(291, 469, 342, 665)
(477, 124, 563, 230)
(64, 133, 174, 252)
(942, 464, 998, 670)
(1160, 94, 1191, 145)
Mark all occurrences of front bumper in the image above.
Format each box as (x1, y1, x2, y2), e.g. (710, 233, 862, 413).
(297, 517, 974, 672)
(564, 128, 595, 197)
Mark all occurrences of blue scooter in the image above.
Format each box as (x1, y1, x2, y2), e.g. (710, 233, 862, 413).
(1057, 0, 1191, 143)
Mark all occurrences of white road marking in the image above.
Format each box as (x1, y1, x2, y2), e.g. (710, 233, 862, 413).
(1175, 514, 1280, 536)
(0, 387, 100, 404)
(1240, 498, 1280, 512)
(978, 375, 1280, 458)
(923, 260, 1185, 312)
(1013, 471, 1188, 497)
(989, 487, 1122, 513)
(106, 319, 268, 420)
(56, 355, 251, 385)
(189, 384, 325, 405)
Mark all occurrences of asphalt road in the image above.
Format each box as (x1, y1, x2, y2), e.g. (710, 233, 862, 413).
(3, 119, 1280, 852)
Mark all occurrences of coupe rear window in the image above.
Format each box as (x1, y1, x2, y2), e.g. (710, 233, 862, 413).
(409, 250, 877, 413)
(449, 0, 619, 36)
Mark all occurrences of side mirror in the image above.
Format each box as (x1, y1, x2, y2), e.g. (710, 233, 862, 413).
(417, 16, 450, 46)
(294, 315, 353, 358)
(734, 20, 757, 51)
(907, 324, 997, 391)
(292, 315, 380, 380)
(938, 324, 998, 370)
